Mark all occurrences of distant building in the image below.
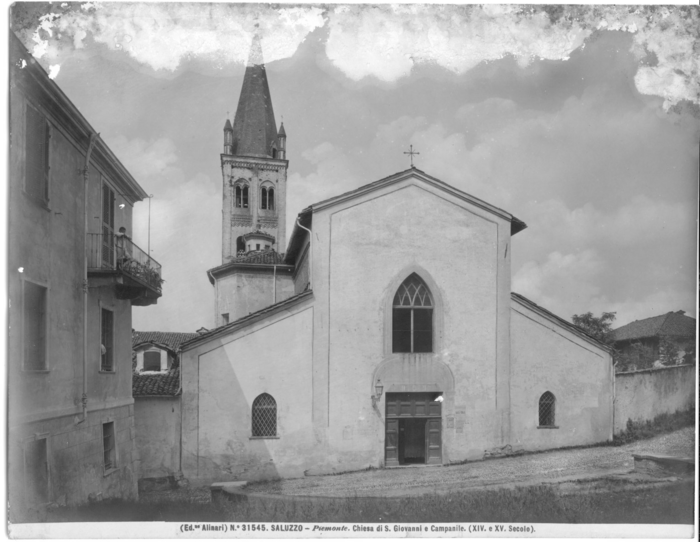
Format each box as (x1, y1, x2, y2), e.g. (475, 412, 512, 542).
(132, 332, 196, 486)
(7, 33, 163, 519)
(612, 310, 696, 370)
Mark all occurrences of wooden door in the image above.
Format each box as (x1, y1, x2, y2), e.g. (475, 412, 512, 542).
(385, 419, 399, 467)
(425, 418, 442, 465)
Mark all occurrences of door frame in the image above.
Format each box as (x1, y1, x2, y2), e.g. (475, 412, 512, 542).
(384, 392, 442, 467)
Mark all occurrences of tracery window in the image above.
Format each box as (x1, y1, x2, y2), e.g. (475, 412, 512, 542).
(392, 273, 433, 353)
(235, 184, 249, 208)
(252, 393, 277, 437)
(261, 187, 275, 210)
(538, 392, 556, 427)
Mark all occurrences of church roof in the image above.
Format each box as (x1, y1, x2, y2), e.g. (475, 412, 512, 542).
(133, 368, 181, 397)
(132, 331, 199, 352)
(230, 34, 278, 158)
(181, 290, 314, 351)
(207, 250, 291, 284)
(511, 292, 614, 353)
(611, 311, 696, 342)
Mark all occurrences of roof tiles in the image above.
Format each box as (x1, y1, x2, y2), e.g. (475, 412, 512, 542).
(612, 311, 696, 342)
(133, 368, 180, 397)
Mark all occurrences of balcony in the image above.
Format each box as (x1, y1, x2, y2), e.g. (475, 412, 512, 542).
(87, 233, 163, 306)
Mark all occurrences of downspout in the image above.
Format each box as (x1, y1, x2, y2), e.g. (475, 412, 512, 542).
(77, 133, 99, 425)
(272, 265, 277, 304)
(611, 353, 616, 441)
(296, 218, 312, 289)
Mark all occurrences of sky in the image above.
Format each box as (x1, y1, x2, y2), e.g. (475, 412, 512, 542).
(11, 3, 700, 333)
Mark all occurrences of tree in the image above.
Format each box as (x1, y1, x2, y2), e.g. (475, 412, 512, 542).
(571, 311, 617, 344)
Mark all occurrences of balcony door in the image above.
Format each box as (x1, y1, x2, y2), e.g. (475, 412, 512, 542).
(102, 183, 115, 267)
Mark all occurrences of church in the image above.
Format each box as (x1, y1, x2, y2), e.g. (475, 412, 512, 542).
(178, 37, 614, 484)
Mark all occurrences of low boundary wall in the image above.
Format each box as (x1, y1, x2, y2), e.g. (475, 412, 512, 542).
(614, 364, 696, 435)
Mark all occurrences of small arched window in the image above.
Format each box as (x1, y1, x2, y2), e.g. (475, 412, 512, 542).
(539, 392, 556, 427)
(261, 187, 275, 210)
(252, 393, 277, 437)
(392, 273, 433, 353)
(236, 236, 245, 254)
(235, 184, 249, 208)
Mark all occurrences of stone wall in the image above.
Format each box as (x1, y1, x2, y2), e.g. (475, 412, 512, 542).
(614, 364, 696, 434)
(134, 397, 181, 479)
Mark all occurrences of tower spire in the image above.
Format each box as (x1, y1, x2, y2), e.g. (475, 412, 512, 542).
(230, 33, 278, 158)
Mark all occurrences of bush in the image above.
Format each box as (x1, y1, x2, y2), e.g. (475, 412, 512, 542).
(614, 407, 695, 445)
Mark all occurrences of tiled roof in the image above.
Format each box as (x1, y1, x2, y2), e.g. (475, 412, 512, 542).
(133, 368, 180, 397)
(231, 35, 278, 158)
(229, 250, 286, 265)
(132, 331, 199, 352)
(612, 311, 696, 342)
(181, 290, 313, 350)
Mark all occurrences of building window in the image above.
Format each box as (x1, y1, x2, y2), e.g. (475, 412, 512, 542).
(538, 392, 556, 427)
(100, 308, 114, 372)
(392, 273, 433, 353)
(23, 281, 47, 371)
(236, 236, 245, 254)
(25, 104, 50, 204)
(102, 422, 116, 471)
(102, 183, 115, 267)
(261, 187, 275, 210)
(251, 393, 277, 437)
(143, 351, 160, 371)
(24, 438, 49, 504)
(235, 184, 249, 208)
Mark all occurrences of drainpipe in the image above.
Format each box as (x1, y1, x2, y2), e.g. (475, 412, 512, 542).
(76, 133, 99, 425)
(296, 218, 312, 289)
(272, 264, 277, 304)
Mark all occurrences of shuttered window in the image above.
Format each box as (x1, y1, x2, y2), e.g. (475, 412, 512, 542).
(143, 351, 161, 371)
(102, 422, 116, 471)
(101, 309, 114, 372)
(23, 281, 47, 371)
(25, 104, 49, 203)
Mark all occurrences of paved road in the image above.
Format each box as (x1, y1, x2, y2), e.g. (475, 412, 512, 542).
(246, 428, 695, 497)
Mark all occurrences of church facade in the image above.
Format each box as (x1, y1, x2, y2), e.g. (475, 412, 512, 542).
(178, 39, 613, 484)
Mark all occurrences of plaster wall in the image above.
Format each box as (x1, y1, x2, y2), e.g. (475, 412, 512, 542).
(214, 269, 294, 325)
(181, 298, 317, 484)
(8, 65, 141, 515)
(509, 300, 613, 450)
(614, 365, 696, 434)
(311, 179, 513, 469)
(134, 398, 181, 478)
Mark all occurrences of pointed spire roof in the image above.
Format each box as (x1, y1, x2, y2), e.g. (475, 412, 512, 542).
(278, 122, 286, 137)
(231, 34, 278, 158)
(224, 118, 232, 131)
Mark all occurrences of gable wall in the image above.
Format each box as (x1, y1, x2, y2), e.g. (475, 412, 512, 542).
(181, 296, 318, 484)
(310, 178, 514, 468)
(509, 300, 613, 450)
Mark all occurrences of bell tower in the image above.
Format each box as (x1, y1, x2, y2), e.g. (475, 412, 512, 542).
(221, 34, 288, 262)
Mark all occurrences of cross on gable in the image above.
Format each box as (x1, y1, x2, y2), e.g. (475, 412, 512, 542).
(404, 145, 419, 168)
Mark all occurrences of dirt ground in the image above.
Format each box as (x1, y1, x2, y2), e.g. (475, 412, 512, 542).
(243, 427, 695, 497)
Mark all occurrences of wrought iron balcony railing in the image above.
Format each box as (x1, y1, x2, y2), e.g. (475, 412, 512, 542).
(87, 233, 163, 293)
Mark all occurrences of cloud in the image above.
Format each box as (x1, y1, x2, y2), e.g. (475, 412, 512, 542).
(14, 4, 699, 108)
(17, 3, 325, 72)
(324, 5, 700, 109)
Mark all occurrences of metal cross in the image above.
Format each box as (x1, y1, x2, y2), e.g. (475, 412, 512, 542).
(404, 145, 419, 167)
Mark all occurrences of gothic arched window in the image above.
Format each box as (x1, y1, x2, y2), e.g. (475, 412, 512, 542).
(252, 393, 277, 437)
(235, 184, 249, 208)
(538, 392, 556, 427)
(392, 273, 433, 353)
